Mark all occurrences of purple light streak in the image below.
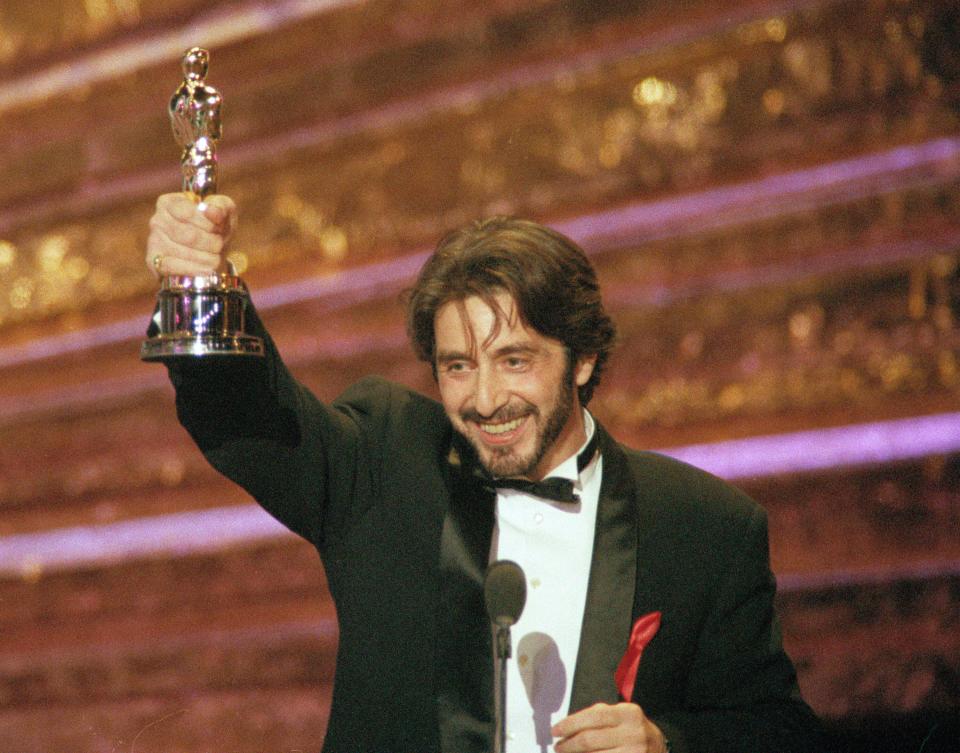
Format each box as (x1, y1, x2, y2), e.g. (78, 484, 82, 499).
(777, 558, 960, 594)
(2, 412, 958, 579)
(557, 137, 960, 253)
(0, 252, 430, 372)
(0, 504, 291, 578)
(2, 134, 957, 373)
(0, 0, 366, 113)
(661, 411, 960, 480)
(0, 0, 825, 236)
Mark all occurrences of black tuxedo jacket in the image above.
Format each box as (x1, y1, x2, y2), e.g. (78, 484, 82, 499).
(169, 319, 826, 753)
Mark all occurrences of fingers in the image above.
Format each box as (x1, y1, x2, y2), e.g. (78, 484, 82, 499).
(553, 702, 621, 740)
(145, 193, 238, 278)
(146, 228, 221, 277)
(553, 702, 660, 753)
(198, 193, 238, 234)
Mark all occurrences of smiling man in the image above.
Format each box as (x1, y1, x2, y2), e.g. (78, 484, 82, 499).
(146, 195, 827, 753)
(434, 292, 594, 481)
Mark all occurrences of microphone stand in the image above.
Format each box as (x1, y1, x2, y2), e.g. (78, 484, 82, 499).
(484, 559, 526, 753)
(493, 623, 512, 753)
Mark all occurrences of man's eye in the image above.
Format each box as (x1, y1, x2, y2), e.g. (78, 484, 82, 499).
(505, 357, 528, 369)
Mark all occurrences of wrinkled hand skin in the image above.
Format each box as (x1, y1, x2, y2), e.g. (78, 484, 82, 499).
(145, 192, 237, 278)
(551, 702, 668, 753)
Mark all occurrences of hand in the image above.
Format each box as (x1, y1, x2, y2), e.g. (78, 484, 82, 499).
(552, 702, 667, 753)
(145, 192, 238, 278)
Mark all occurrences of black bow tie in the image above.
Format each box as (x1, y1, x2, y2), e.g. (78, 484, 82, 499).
(488, 476, 579, 503)
(484, 431, 599, 505)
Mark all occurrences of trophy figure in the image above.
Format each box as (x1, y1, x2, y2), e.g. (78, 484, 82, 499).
(141, 47, 264, 360)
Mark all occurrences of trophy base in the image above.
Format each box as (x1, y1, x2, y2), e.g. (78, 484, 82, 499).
(140, 273, 265, 361)
(140, 333, 264, 360)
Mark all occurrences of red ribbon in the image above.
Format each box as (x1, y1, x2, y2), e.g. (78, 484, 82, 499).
(614, 611, 662, 701)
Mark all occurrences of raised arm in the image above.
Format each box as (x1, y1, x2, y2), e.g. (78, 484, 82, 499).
(144, 193, 370, 548)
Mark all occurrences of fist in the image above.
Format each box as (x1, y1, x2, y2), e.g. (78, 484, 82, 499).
(552, 702, 668, 753)
(145, 192, 237, 277)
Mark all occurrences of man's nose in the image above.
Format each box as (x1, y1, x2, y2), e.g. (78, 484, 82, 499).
(473, 366, 507, 418)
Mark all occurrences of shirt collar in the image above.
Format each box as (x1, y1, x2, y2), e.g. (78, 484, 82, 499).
(540, 410, 597, 485)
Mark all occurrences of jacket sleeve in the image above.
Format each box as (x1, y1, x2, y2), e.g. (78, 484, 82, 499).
(162, 303, 376, 549)
(650, 505, 830, 753)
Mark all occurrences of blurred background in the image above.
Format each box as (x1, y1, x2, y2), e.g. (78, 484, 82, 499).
(0, 0, 958, 751)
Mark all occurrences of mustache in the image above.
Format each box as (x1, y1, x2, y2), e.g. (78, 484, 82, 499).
(460, 403, 537, 424)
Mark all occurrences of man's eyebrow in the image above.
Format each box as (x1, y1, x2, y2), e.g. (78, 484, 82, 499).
(436, 342, 539, 363)
(491, 342, 539, 358)
(435, 349, 473, 364)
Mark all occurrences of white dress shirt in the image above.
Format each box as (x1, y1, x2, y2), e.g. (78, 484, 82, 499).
(490, 411, 603, 753)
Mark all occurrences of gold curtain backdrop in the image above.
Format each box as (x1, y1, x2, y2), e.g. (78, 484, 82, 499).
(0, 0, 957, 751)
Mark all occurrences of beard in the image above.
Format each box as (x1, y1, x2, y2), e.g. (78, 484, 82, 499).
(459, 360, 575, 479)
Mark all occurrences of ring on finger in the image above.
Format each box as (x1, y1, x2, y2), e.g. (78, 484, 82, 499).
(152, 254, 163, 274)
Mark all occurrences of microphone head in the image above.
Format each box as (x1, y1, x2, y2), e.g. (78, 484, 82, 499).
(484, 560, 527, 628)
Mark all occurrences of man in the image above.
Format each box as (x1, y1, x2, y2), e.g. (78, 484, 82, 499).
(146, 193, 827, 753)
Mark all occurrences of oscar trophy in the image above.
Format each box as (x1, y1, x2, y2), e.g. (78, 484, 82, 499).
(140, 47, 264, 360)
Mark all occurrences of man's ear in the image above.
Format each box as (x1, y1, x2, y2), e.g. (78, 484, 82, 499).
(574, 353, 598, 387)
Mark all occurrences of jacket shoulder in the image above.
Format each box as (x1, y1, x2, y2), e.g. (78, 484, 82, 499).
(332, 375, 449, 444)
(617, 444, 765, 532)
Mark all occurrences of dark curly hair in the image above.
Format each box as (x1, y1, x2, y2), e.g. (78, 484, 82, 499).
(406, 217, 616, 405)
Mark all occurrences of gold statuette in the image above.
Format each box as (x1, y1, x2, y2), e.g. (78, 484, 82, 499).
(141, 47, 264, 361)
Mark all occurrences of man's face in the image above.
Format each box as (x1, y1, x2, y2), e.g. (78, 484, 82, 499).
(434, 292, 596, 481)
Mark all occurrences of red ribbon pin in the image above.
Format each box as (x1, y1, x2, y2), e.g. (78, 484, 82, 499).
(614, 611, 662, 701)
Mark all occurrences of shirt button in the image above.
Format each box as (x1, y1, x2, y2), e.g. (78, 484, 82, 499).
(531, 577, 542, 589)
(534, 512, 544, 524)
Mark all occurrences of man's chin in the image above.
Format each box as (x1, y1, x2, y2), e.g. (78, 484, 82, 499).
(475, 445, 531, 479)
(451, 422, 537, 477)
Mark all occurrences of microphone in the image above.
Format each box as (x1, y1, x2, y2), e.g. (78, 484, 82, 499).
(484, 559, 527, 634)
(484, 560, 527, 753)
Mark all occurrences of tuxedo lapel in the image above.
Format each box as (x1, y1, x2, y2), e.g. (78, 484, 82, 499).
(436, 438, 497, 752)
(620, 454, 675, 705)
(568, 426, 640, 712)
